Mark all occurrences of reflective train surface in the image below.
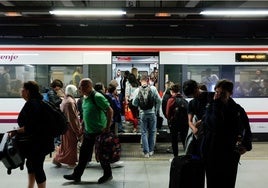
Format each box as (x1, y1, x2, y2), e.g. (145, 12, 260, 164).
(0, 45, 268, 140)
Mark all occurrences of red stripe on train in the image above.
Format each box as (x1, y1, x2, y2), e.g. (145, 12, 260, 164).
(0, 119, 17, 123)
(0, 112, 19, 116)
(0, 47, 268, 52)
(247, 112, 268, 115)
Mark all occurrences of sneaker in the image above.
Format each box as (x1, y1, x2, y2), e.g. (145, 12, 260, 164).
(144, 153, 149, 158)
(86, 161, 94, 167)
(52, 159, 62, 168)
(111, 161, 124, 168)
(98, 175, 113, 184)
(63, 174, 81, 182)
(149, 151, 154, 156)
(67, 164, 76, 169)
(166, 146, 173, 153)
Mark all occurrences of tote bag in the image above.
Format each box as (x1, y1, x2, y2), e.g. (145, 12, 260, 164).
(124, 104, 135, 122)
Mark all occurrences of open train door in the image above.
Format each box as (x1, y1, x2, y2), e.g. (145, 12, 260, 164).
(112, 52, 160, 94)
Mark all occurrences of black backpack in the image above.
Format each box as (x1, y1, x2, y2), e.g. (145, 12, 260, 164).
(138, 85, 154, 110)
(168, 96, 188, 128)
(42, 101, 68, 137)
(236, 104, 252, 151)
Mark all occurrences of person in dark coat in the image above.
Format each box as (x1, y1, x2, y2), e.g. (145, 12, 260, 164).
(47, 79, 64, 107)
(47, 79, 64, 145)
(202, 79, 252, 188)
(161, 81, 173, 153)
(161, 81, 174, 119)
(183, 80, 214, 155)
(13, 81, 54, 188)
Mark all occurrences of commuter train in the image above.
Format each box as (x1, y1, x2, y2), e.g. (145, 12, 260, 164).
(0, 45, 268, 140)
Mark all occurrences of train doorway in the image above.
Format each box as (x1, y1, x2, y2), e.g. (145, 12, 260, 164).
(112, 52, 159, 93)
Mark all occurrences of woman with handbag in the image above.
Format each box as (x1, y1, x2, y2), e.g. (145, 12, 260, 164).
(12, 81, 54, 188)
(125, 73, 139, 132)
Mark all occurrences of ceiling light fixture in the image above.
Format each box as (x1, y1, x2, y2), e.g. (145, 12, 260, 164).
(49, 9, 126, 16)
(200, 10, 268, 16)
(155, 13, 171, 17)
(4, 11, 22, 17)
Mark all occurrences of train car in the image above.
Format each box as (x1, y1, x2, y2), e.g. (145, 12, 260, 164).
(0, 45, 268, 141)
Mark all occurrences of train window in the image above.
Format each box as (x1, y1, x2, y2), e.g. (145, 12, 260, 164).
(0, 65, 83, 98)
(184, 65, 268, 97)
(163, 65, 183, 87)
(234, 66, 268, 97)
(187, 66, 220, 92)
(88, 64, 108, 86)
(0, 65, 23, 98)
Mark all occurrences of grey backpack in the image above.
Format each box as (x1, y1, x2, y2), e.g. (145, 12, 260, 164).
(138, 86, 154, 110)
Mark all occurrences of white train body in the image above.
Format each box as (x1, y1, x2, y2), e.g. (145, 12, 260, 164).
(0, 45, 267, 137)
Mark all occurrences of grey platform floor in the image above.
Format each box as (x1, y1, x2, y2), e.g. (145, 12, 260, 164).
(1, 142, 268, 188)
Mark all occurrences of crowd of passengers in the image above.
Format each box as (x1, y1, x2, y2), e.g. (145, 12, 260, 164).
(6, 65, 253, 188)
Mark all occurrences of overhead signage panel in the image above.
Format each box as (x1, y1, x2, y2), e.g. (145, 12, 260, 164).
(236, 53, 268, 62)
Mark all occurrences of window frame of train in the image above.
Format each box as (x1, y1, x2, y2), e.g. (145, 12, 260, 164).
(233, 65, 268, 97)
(180, 65, 268, 97)
(0, 65, 84, 98)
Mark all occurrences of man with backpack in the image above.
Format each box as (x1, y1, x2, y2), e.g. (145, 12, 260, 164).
(132, 75, 161, 158)
(165, 83, 188, 157)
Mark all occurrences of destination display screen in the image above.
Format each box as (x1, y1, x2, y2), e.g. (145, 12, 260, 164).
(235, 53, 268, 62)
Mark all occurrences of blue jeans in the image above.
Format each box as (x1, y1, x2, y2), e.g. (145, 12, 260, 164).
(140, 113, 156, 154)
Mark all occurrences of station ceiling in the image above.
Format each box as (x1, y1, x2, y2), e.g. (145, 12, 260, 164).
(0, 1, 268, 42)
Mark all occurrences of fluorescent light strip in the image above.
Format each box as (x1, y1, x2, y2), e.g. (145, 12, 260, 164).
(200, 10, 268, 16)
(49, 10, 126, 16)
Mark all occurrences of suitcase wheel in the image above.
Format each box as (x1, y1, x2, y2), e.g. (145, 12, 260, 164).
(7, 169, 11, 175)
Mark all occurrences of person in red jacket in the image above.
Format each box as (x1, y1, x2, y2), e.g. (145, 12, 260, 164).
(165, 83, 188, 157)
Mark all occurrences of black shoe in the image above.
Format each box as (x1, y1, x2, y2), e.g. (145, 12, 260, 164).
(63, 174, 81, 182)
(98, 175, 113, 184)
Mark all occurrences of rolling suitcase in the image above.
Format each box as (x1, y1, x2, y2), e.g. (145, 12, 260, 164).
(0, 133, 24, 175)
(169, 154, 205, 188)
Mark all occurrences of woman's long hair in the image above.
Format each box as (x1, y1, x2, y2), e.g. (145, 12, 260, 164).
(128, 73, 139, 87)
(23, 81, 43, 100)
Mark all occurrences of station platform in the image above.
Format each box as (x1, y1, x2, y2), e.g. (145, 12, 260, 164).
(1, 142, 268, 188)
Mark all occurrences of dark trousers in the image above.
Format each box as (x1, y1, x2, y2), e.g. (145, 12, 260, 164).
(26, 153, 46, 184)
(73, 133, 111, 177)
(205, 159, 239, 188)
(169, 124, 188, 157)
(205, 149, 240, 188)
